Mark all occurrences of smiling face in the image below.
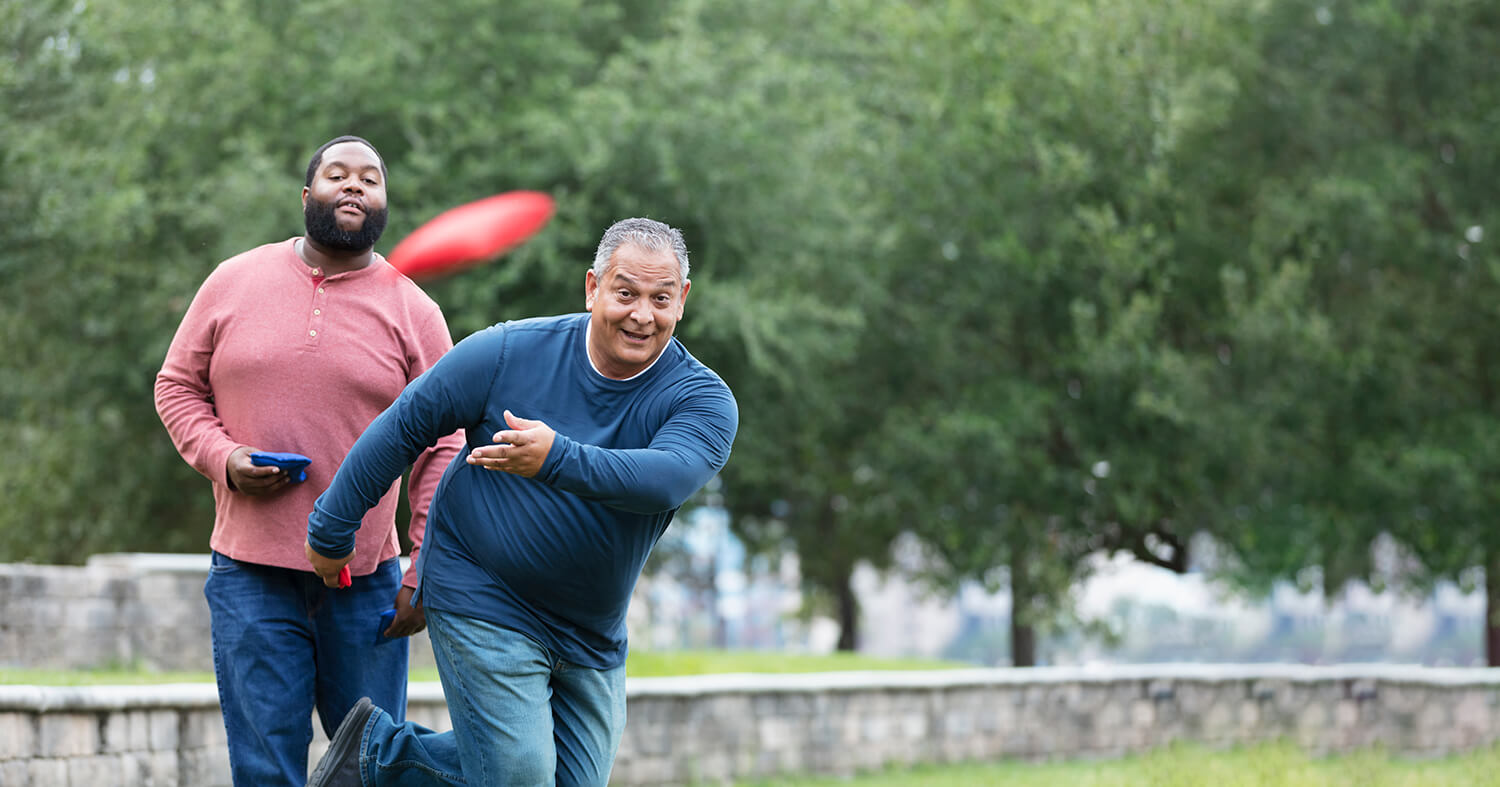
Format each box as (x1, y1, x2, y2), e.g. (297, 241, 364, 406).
(585, 242, 691, 379)
(301, 141, 389, 252)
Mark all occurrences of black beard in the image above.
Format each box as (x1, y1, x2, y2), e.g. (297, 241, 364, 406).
(304, 195, 389, 252)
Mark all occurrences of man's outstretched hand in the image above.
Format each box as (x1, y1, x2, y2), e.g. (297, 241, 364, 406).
(465, 409, 556, 478)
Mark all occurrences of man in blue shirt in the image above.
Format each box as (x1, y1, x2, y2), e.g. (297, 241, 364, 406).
(305, 217, 738, 786)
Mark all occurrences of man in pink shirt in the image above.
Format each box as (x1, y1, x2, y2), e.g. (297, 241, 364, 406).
(154, 135, 462, 786)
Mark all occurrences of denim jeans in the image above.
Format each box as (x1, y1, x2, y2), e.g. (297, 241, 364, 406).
(204, 551, 408, 786)
(356, 608, 627, 786)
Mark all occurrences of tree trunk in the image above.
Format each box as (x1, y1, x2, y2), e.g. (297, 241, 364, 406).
(1488, 548, 1500, 667)
(835, 566, 859, 652)
(1010, 547, 1036, 667)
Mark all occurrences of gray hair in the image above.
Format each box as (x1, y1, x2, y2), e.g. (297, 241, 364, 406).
(592, 218, 690, 281)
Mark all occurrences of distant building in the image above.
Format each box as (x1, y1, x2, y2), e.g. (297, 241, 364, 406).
(633, 514, 1488, 666)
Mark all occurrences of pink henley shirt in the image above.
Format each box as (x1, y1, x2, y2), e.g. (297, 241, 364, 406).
(155, 238, 463, 585)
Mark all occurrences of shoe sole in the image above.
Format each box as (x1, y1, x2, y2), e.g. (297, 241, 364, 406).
(307, 697, 375, 787)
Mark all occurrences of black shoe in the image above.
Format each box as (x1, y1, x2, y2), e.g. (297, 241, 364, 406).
(308, 697, 376, 787)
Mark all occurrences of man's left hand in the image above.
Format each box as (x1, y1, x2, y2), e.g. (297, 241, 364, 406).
(305, 541, 354, 588)
(466, 409, 555, 478)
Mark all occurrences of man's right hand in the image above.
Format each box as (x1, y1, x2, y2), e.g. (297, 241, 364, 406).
(226, 446, 291, 496)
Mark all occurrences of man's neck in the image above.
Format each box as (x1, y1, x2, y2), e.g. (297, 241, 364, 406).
(296, 237, 373, 276)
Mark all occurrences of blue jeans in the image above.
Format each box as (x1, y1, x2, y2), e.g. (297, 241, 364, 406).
(355, 608, 627, 786)
(205, 551, 409, 786)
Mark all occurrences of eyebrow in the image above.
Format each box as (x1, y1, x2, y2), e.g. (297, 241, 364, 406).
(614, 273, 679, 290)
(322, 159, 382, 175)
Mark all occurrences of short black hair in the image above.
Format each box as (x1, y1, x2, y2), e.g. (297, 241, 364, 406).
(305, 135, 386, 187)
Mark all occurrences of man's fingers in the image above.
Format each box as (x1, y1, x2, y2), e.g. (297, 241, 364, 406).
(238, 474, 289, 497)
(503, 409, 541, 430)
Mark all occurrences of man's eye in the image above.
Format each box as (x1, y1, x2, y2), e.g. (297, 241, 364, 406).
(364, 178, 377, 185)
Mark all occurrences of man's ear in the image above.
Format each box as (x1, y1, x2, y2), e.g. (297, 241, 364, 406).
(584, 269, 599, 311)
(301, 186, 310, 208)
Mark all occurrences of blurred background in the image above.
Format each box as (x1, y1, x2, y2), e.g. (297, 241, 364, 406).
(4, 0, 1498, 670)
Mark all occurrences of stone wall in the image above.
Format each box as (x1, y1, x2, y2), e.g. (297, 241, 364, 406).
(0, 554, 437, 672)
(4, 666, 1500, 786)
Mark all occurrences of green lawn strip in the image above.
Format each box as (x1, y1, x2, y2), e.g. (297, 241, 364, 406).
(1, 650, 965, 686)
(732, 742, 1500, 787)
(412, 649, 963, 683)
(0, 667, 217, 685)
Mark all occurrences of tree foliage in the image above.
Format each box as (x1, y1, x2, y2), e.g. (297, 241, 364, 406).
(5, 0, 1500, 665)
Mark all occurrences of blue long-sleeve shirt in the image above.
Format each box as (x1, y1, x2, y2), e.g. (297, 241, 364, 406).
(307, 313, 738, 668)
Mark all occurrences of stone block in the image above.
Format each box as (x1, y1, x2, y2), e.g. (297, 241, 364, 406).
(147, 710, 178, 751)
(757, 716, 793, 750)
(115, 752, 151, 787)
(180, 746, 231, 787)
(0, 759, 29, 786)
(67, 754, 123, 786)
(180, 709, 225, 749)
(631, 716, 679, 757)
(70, 597, 126, 631)
(38, 713, 97, 757)
(1130, 699, 1155, 729)
(0, 712, 38, 760)
(899, 711, 928, 741)
(102, 711, 132, 753)
(1454, 689, 1492, 744)
(627, 755, 673, 786)
(15, 599, 68, 629)
(27, 758, 68, 785)
(123, 711, 154, 751)
(942, 708, 974, 739)
(1090, 700, 1127, 749)
(1200, 697, 1235, 743)
(405, 704, 452, 733)
(859, 713, 891, 743)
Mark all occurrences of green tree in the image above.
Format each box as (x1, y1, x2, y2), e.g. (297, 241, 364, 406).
(0, 0, 657, 561)
(538, 1, 896, 650)
(843, 0, 1269, 665)
(1220, 0, 1500, 663)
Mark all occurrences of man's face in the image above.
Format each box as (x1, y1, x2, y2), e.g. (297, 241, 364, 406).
(585, 242, 691, 379)
(302, 141, 389, 252)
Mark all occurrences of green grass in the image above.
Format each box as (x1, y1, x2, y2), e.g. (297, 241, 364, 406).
(734, 742, 1500, 787)
(0, 650, 964, 686)
(625, 649, 965, 676)
(0, 666, 217, 685)
(418, 649, 962, 683)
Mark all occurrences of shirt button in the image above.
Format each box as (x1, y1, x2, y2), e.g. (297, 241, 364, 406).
(309, 330, 317, 337)
(314, 309, 321, 315)
(318, 287, 325, 294)
(311, 268, 322, 276)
